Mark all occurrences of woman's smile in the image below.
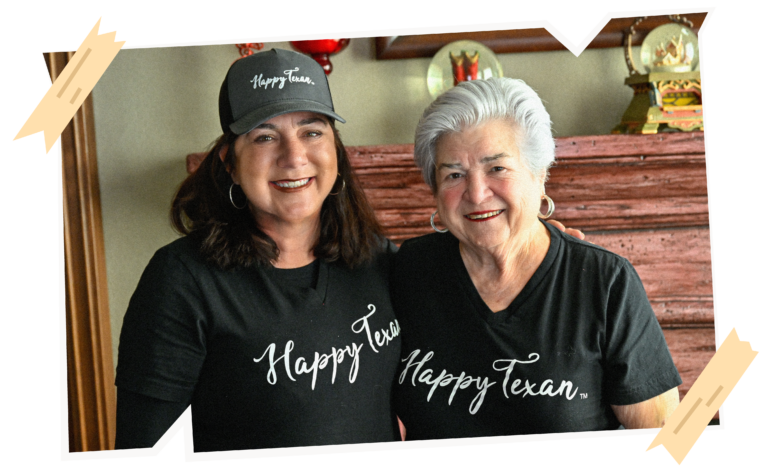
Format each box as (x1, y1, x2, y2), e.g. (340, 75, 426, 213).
(464, 209, 505, 221)
(270, 177, 314, 192)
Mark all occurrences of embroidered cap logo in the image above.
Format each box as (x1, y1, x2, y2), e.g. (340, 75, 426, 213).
(250, 67, 316, 91)
(219, 48, 345, 135)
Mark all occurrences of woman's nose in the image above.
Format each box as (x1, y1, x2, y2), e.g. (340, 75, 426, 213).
(277, 137, 309, 168)
(465, 173, 492, 204)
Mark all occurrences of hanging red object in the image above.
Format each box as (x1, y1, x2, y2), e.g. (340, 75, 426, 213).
(235, 43, 264, 58)
(290, 39, 350, 75)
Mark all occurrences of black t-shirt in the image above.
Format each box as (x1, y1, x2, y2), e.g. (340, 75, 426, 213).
(391, 221, 682, 440)
(116, 235, 402, 452)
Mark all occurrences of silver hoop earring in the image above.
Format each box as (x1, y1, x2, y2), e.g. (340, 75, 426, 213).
(328, 173, 346, 196)
(229, 183, 247, 210)
(430, 211, 448, 233)
(537, 194, 555, 219)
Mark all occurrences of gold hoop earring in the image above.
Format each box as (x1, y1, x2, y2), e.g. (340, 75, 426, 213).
(328, 173, 346, 196)
(229, 183, 247, 210)
(538, 194, 555, 219)
(430, 211, 448, 233)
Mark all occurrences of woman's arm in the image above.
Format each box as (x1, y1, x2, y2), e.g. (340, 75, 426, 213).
(603, 257, 682, 429)
(115, 244, 208, 449)
(611, 387, 680, 429)
(114, 388, 191, 449)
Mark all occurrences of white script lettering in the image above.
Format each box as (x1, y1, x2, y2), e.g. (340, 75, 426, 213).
(398, 349, 496, 414)
(350, 305, 400, 353)
(284, 68, 316, 85)
(252, 304, 400, 390)
(250, 67, 315, 91)
(250, 73, 287, 90)
(493, 353, 579, 400)
(253, 340, 296, 384)
(254, 340, 363, 389)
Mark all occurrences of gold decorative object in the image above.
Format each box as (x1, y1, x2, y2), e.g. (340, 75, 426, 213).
(613, 15, 703, 134)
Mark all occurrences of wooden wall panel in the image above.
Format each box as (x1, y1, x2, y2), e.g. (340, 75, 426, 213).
(550, 134, 708, 231)
(554, 132, 705, 158)
(348, 133, 710, 239)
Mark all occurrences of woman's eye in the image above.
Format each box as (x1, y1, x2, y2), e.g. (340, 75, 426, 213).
(490, 166, 505, 172)
(446, 172, 463, 180)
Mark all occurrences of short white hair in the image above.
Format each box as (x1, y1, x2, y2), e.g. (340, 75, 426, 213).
(414, 77, 556, 190)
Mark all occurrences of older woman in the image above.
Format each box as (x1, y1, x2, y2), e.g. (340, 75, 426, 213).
(392, 78, 681, 439)
(114, 49, 402, 451)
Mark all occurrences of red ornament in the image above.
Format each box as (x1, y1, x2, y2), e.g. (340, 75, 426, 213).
(290, 39, 350, 75)
(449, 52, 465, 85)
(450, 50, 480, 86)
(235, 43, 264, 58)
(465, 51, 479, 80)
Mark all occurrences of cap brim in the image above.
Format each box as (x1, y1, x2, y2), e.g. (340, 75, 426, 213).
(229, 100, 346, 135)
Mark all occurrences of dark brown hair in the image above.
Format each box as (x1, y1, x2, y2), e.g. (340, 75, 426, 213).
(171, 126, 384, 269)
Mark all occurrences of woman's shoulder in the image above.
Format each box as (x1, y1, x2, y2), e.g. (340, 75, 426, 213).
(542, 220, 616, 257)
(392, 233, 456, 275)
(144, 233, 224, 284)
(331, 237, 399, 278)
(377, 236, 400, 256)
(151, 233, 202, 261)
(397, 232, 453, 257)
(545, 222, 633, 276)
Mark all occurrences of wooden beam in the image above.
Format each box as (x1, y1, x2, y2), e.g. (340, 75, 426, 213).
(51, 51, 116, 452)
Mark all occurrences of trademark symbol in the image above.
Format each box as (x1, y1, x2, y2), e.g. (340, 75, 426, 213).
(580, 393, 588, 399)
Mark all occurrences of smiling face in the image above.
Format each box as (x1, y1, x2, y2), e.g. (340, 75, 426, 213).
(230, 111, 338, 232)
(434, 119, 546, 253)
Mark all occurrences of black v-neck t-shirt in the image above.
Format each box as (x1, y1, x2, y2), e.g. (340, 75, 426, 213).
(391, 221, 681, 440)
(116, 235, 402, 451)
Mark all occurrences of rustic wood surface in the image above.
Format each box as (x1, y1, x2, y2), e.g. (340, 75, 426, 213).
(348, 132, 708, 235)
(554, 131, 705, 158)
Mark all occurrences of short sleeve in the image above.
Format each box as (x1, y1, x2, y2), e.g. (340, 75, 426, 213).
(115, 246, 209, 403)
(602, 260, 682, 405)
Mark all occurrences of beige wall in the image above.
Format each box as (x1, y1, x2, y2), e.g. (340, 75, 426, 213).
(91, 38, 636, 366)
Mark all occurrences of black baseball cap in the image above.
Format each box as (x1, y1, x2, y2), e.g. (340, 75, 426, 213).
(219, 48, 345, 135)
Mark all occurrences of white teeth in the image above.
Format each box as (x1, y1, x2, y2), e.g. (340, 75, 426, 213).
(275, 178, 310, 188)
(467, 210, 502, 219)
